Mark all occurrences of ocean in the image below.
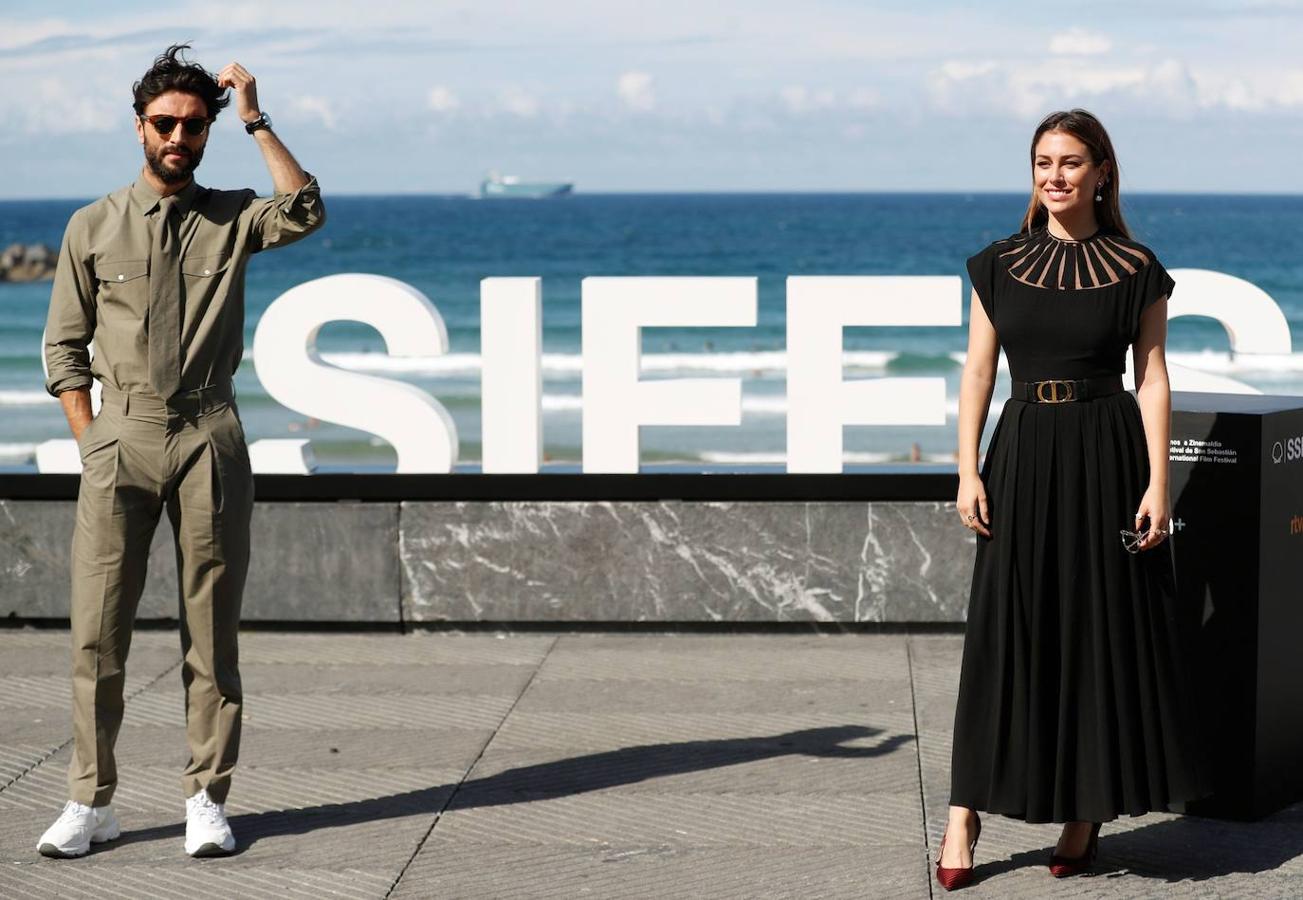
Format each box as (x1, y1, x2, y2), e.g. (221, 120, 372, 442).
(3, 192, 1302, 469)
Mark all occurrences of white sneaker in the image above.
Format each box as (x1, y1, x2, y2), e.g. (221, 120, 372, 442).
(184, 789, 235, 857)
(37, 800, 121, 858)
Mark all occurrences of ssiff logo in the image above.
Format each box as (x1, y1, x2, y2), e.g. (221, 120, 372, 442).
(1275, 435, 1303, 464)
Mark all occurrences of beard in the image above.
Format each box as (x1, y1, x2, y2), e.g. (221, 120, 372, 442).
(145, 141, 203, 184)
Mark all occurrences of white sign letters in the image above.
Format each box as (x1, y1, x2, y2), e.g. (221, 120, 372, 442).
(582, 277, 757, 474)
(252, 273, 458, 474)
(34, 270, 1295, 474)
(786, 276, 961, 473)
(480, 277, 543, 473)
(1146, 269, 1293, 394)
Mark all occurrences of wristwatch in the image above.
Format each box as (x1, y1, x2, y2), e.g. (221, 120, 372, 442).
(244, 112, 272, 134)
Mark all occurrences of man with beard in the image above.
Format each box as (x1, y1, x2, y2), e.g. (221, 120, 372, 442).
(39, 44, 324, 859)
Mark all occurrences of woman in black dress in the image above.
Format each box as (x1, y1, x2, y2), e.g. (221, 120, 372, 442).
(937, 109, 1210, 890)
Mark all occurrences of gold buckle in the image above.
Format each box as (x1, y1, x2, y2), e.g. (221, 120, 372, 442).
(1034, 379, 1075, 403)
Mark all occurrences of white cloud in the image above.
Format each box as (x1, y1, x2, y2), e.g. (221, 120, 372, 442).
(778, 85, 808, 112)
(7, 1, 1303, 195)
(778, 85, 837, 113)
(845, 87, 881, 110)
(287, 95, 338, 130)
(427, 85, 460, 113)
(617, 71, 655, 111)
(11, 78, 118, 135)
(1048, 28, 1112, 56)
(498, 86, 540, 118)
(947, 57, 1303, 119)
(936, 61, 998, 82)
(1202, 78, 1262, 112)
(1004, 63, 1152, 117)
(1193, 68, 1303, 111)
(0, 18, 73, 51)
(928, 58, 1201, 118)
(773, 84, 879, 116)
(931, 54, 1303, 121)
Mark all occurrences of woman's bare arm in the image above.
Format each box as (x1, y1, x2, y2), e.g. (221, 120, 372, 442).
(1132, 296, 1172, 550)
(956, 289, 1000, 536)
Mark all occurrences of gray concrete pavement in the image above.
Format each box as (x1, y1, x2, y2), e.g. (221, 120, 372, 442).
(1, 629, 1300, 898)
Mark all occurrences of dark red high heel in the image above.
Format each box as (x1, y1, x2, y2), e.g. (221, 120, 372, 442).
(935, 813, 981, 891)
(1049, 821, 1102, 877)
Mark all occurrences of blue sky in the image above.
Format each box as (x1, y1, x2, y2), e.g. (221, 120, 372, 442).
(3, 0, 1303, 197)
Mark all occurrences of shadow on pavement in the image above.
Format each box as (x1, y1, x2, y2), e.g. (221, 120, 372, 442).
(970, 805, 1303, 884)
(113, 723, 909, 853)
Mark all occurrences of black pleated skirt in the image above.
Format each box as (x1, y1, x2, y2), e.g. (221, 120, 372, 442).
(950, 391, 1212, 823)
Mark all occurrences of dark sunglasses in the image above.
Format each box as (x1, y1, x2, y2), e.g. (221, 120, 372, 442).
(139, 114, 211, 137)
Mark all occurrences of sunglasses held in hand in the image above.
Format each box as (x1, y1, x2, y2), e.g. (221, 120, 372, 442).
(139, 114, 212, 137)
(1120, 523, 1169, 554)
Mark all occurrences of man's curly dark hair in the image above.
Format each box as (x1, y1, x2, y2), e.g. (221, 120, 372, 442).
(132, 44, 230, 119)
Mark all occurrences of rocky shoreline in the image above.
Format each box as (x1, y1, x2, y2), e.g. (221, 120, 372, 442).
(0, 243, 56, 282)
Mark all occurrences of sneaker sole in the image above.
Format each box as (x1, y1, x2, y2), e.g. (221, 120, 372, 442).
(38, 828, 118, 859)
(38, 843, 88, 859)
(187, 842, 234, 858)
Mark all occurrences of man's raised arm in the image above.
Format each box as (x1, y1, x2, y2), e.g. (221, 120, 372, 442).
(218, 62, 309, 194)
(220, 61, 325, 250)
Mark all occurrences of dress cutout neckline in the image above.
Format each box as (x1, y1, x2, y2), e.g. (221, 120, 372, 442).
(998, 227, 1154, 292)
(1044, 228, 1100, 244)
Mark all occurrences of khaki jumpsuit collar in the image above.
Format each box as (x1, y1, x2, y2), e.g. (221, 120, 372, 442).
(129, 177, 202, 218)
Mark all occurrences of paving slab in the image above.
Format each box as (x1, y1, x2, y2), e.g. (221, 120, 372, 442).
(438, 789, 924, 848)
(0, 862, 393, 900)
(212, 726, 497, 771)
(0, 632, 180, 808)
(529, 633, 912, 683)
(234, 632, 555, 667)
(904, 634, 1303, 899)
(392, 844, 931, 900)
(238, 661, 541, 696)
(516, 676, 912, 715)
(0, 629, 1299, 899)
(0, 631, 182, 680)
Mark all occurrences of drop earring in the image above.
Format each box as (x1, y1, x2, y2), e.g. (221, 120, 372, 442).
(1095, 181, 1104, 202)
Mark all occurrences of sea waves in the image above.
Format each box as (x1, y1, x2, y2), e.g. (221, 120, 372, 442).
(5, 349, 1303, 409)
(0, 390, 54, 406)
(318, 348, 1303, 378)
(317, 349, 906, 377)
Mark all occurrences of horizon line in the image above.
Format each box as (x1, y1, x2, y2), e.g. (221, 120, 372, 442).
(4, 188, 1303, 203)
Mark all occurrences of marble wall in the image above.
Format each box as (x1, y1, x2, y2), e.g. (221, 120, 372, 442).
(0, 501, 399, 622)
(2, 500, 973, 624)
(399, 501, 972, 623)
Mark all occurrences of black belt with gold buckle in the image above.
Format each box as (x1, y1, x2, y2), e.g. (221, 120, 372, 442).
(1011, 375, 1124, 403)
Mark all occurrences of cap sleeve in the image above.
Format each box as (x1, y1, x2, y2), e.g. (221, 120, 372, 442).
(965, 244, 997, 323)
(1132, 257, 1175, 341)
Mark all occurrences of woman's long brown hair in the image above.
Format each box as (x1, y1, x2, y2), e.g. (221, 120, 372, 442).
(1021, 109, 1132, 239)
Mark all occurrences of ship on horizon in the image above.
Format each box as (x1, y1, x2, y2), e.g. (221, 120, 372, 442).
(479, 171, 573, 199)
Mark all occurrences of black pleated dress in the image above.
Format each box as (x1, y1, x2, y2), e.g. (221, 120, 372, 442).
(949, 227, 1212, 824)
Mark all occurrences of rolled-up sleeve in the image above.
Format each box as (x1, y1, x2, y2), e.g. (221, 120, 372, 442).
(44, 214, 97, 396)
(243, 174, 326, 253)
